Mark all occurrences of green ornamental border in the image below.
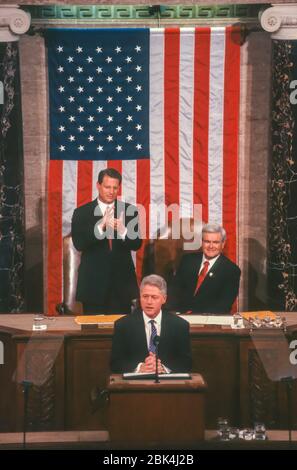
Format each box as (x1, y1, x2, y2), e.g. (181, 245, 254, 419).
(23, 4, 263, 22)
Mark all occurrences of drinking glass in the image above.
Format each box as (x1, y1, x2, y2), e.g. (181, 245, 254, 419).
(217, 417, 230, 441)
(233, 314, 244, 328)
(242, 428, 254, 440)
(254, 422, 266, 440)
(32, 314, 47, 331)
(228, 427, 239, 440)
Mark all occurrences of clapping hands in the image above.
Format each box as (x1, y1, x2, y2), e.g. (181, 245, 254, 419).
(99, 207, 126, 237)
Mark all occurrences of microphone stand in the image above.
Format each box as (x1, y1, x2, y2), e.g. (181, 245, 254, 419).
(281, 376, 294, 447)
(22, 380, 33, 450)
(154, 336, 160, 384)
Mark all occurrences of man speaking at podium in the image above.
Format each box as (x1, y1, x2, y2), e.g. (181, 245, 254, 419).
(111, 275, 192, 374)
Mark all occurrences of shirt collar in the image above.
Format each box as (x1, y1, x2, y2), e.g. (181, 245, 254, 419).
(202, 253, 221, 269)
(97, 198, 115, 213)
(142, 310, 162, 327)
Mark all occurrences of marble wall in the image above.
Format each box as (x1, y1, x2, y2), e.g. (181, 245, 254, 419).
(19, 28, 272, 312)
(238, 31, 271, 310)
(19, 35, 48, 311)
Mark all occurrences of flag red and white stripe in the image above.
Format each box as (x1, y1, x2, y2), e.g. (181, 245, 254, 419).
(47, 26, 240, 314)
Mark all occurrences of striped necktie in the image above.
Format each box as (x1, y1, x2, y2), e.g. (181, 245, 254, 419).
(148, 320, 157, 353)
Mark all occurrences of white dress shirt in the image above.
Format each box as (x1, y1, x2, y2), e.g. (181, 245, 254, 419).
(199, 253, 221, 274)
(135, 310, 170, 373)
(142, 310, 162, 349)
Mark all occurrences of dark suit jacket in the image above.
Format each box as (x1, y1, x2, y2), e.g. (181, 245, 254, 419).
(173, 252, 241, 314)
(71, 198, 142, 307)
(111, 310, 192, 373)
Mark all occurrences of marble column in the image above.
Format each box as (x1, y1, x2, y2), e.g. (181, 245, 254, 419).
(260, 4, 297, 310)
(0, 5, 30, 312)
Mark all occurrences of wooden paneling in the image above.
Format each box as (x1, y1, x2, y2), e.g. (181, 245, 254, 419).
(240, 336, 297, 429)
(0, 332, 16, 431)
(65, 336, 112, 430)
(108, 374, 206, 445)
(1, 318, 297, 432)
(15, 337, 65, 431)
(191, 334, 239, 427)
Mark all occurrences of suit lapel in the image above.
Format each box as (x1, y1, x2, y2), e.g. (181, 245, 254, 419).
(132, 311, 148, 357)
(159, 311, 171, 356)
(189, 253, 203, 292)
(92, 198, 103, 219)
(198, 254, 224, 290)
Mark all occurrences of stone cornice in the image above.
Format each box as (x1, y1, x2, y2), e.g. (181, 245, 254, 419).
(24, 4, 262, 25)
(260, 3, 297, 39)
(0, 5, 30, 42)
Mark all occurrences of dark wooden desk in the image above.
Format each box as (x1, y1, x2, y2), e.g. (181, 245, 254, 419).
(0, 314, 297, 432)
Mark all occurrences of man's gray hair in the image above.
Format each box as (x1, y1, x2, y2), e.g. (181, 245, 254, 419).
(202, 223, 227, 242)
(140, 275, 167, 295)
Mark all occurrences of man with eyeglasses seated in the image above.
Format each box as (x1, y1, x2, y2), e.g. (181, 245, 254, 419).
(172, 223, 241, 314)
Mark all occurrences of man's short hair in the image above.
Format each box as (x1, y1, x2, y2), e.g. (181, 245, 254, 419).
(98, 168, 122, 184)
(202, 223, 227, 242)
(140, 275, 167, 296)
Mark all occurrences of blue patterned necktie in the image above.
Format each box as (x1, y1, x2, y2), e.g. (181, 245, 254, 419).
(148, 320, 157, 353)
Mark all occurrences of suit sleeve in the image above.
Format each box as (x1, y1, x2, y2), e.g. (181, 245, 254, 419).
(110, 320, 140, 373)
(71, 206, 101, 252)
(162, 319, 192, 373)
(118, 205, 142, 252)
(213, 265, 241, 313)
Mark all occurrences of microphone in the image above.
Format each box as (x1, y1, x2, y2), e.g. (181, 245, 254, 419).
(21, 380, 33, 449)
(153, 335, 160, 347)
(153, 335, 160, 383)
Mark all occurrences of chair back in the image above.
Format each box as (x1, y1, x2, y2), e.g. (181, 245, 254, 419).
(61, 234, 82, 314)
(152, 217, 202, 280)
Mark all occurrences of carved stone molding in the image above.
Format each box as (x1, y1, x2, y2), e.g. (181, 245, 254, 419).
(260, 3, 297, 40)
(0, 5, 30, 42)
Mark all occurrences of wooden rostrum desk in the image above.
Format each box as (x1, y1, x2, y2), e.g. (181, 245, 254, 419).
(108, 373, 206, 446)
(0, 313, 297, 433)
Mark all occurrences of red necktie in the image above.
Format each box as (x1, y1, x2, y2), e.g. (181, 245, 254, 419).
(194, 261, 209, 295)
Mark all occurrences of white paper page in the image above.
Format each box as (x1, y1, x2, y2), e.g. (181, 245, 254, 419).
(180, 315, 233, 326)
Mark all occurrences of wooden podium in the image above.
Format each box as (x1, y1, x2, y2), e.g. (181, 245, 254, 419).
(108, 373, 207, 446)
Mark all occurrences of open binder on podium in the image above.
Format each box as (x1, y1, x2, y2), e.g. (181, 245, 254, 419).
(123, 372, 191, 380)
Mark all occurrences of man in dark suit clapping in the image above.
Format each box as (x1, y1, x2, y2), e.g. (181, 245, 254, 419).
(173, 223, 241, 314)
(71, 168, 142, 314)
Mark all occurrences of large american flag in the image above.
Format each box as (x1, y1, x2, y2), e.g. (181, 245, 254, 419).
(46, 27, 240, 315)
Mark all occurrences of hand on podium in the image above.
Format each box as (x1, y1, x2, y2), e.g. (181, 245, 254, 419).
(139, 352, 166, 374)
